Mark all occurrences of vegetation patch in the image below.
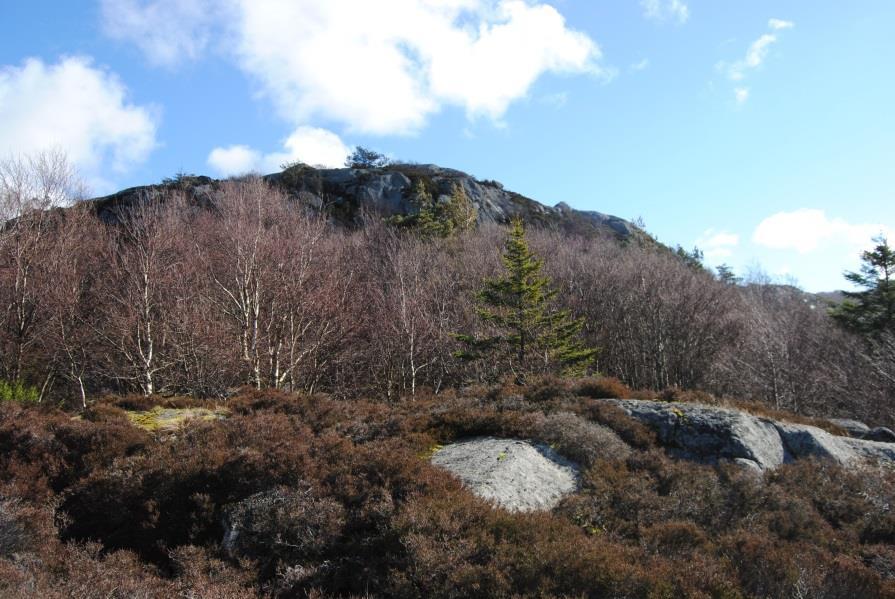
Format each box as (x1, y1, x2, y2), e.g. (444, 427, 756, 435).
(1, 388, 895, 597)
(126, 406, 229, 432)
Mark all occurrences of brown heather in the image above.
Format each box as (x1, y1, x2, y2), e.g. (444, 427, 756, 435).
(0, 386, 893, 597)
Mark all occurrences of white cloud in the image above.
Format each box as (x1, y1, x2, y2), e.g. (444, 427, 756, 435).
(263, 126, 351, 170)
(697, 228, 739, 260)
(753, 209, 893, 254)
(768, 18, 794, 31)
(641, 0, 689, 24)
(631, 58, 650, 72)
(232, 0, 607, 135)
(102, 0, 607, 136)
(207, 126, 351, 176)
(719, 18, 793, 102)
(207, 145, 261, 176)
(100, 0, 213, 68)
(0, 56, 158, 183)
(745, 34, 778, 69)
(727, 33, 779, 80)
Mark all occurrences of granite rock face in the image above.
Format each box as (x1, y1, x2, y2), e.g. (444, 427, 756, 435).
(827, 418, 871, 438)
(606, 399, 785, 469)
(605, 399, 895, 471)
(88, 164, 639, 241)
(431, 437, 580, 512)
(863, 427, 895, 443)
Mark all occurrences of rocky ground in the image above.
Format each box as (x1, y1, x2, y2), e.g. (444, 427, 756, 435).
(431, 437, 579, 511)
(606, 398, 895, 472)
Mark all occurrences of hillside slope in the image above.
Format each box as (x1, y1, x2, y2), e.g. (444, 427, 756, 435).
(88, 163, 642, 241)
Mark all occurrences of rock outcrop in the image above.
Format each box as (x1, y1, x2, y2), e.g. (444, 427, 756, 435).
(827, 418, 871, 438)
(431, 437, 579, 512)
(606, 399, 895, 471)
(88, 164, 641, 241)
(864, 427, 895, 443)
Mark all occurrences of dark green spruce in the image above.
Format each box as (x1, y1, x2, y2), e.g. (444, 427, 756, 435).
(456, 218, 596, 381)
(831, 235, 895, 336)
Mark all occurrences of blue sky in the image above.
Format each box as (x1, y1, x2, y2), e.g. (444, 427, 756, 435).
(1, 1, 893, 291)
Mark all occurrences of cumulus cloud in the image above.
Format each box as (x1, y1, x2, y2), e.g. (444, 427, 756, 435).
(232, 0, 606, 134)
(697, 229, 739, 260)
(719, 18, 794, 102)
(207, 126, 351, 176)
(100, 0, 214, 68)
(207, 145, 261, 176)
(0, 56, 158, 181)
(753, 209, 892, 254)
(101, 0, 607, 135)
(641, 0, 689, 24)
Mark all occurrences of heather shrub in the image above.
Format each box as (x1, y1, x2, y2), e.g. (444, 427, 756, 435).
(0, 499, 40, 557)
(0, 402, 148, 501)
(222, 485, 345, 578)
(82, 401, 130, 423)
(102, 393, 159, 411)
(538, 411, 631, 466)
(0, 388, 892, 597)
(579, 401, 657, 449)
(522, 374, 574, 403)
(640, 520, 708, 555)
(574, 376, 633, 399)
(659, 387, 716, 404)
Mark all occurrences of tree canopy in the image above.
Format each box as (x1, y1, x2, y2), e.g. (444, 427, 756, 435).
(391, 180, 477, 238)
(345, 146, 390, 169)
(831, 235, 895, 336)
(456, 218, 596, 382)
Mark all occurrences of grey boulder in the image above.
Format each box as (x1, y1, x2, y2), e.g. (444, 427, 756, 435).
(827, 418, 871, 438)
(604, 399, 895, 471)
(431, 437, 579, 512)
(606, 399, 784, 470)
(863, 427, 895, 443)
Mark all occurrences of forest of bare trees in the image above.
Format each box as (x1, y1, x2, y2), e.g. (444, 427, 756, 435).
(1, 154, 893, 424)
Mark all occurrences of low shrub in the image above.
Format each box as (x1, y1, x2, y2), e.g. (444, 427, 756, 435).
(222, 485, 345, 580)
(640, 520, 708, 555)
(579, 401, 657, 449)
(659, 387, 716, 404)
(0, 379, 39, 404)
(1, 387, 893, 598)
(538, 411, 630, 466)
(574, 376, 633, 399)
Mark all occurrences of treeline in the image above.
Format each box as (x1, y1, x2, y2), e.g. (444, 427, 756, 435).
(1, 154, 892, 423)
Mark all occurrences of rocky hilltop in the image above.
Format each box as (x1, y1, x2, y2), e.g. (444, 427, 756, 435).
(88, 163, 640, 240)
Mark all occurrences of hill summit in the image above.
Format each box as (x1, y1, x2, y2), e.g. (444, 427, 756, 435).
(89, 162, 639, 240)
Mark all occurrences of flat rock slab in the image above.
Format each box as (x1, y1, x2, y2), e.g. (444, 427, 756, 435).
(431, 437, 579, 512)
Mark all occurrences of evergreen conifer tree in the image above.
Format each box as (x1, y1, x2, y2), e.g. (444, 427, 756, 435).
(831, 235, 895, 336)
(393, 180, 477, 238)
(456, 218, 596, 381)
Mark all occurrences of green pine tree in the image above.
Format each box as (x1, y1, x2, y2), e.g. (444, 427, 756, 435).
(390, 180, 477, 238)
(715, 264, 740, 285)
(456, 218, 596, 381)
(441, 183, 477, 235)
(831, 235, 895, 336)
